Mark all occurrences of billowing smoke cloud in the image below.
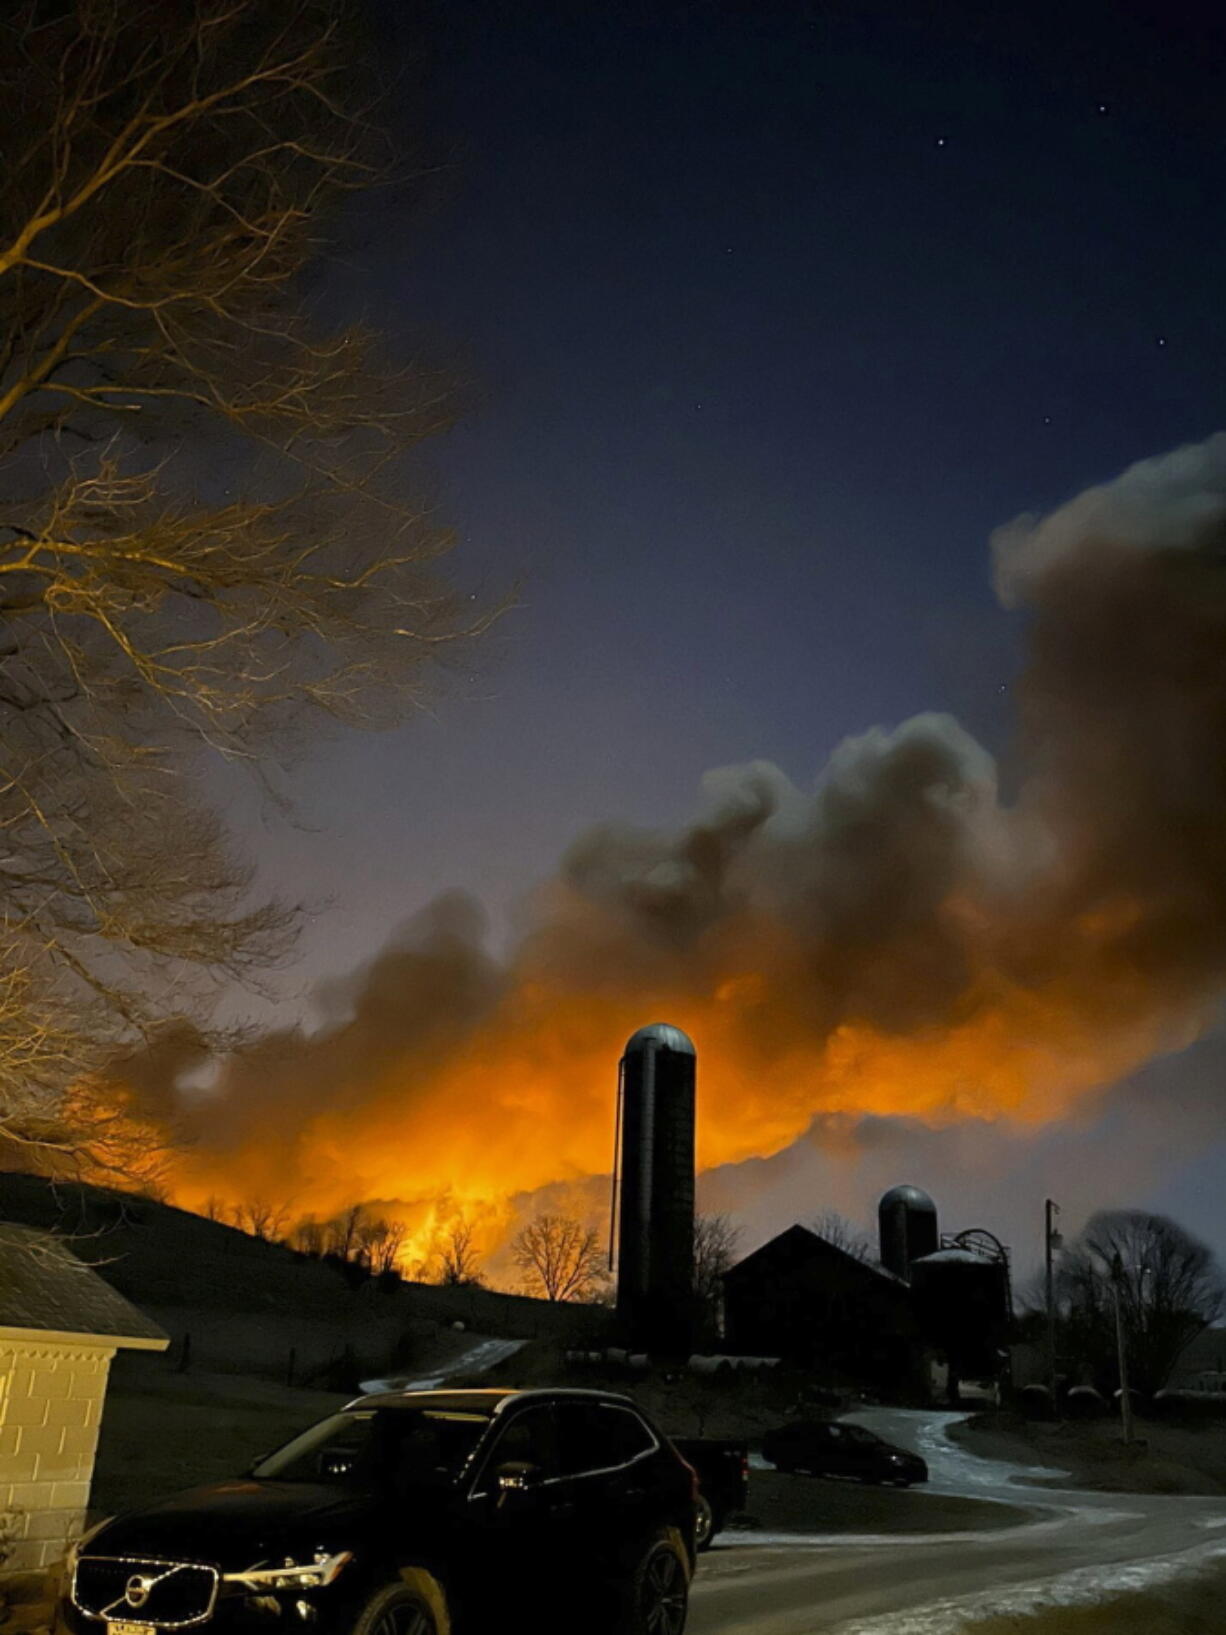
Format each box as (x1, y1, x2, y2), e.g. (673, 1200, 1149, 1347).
(127, 435, 1226, 1266)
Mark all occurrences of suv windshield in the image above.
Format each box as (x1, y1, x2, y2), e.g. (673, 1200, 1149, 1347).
(252, 1407, 491, 1489)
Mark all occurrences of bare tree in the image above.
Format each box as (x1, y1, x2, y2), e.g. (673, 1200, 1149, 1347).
(325, 1203, 364, 1264)
(810, 1209, 874, 1263)
(368, 1219, 407, 1276)
(290, 1214, 325, 1256)
(693, 1213, 741, 1343)
(512, 1213, 605, 1303)
(1056, 1211, 1226, 1397)
(0, 0, 500, 1178)
(232, 1196, 291, 1242)
(433, 1216, 483, 1287)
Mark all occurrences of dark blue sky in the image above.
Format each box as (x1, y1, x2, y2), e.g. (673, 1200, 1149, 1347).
(228, 0, 1226, 1262)
(251, 0, 1226, 985)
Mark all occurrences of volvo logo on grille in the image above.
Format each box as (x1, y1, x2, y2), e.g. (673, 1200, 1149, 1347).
(125, 1576, 153, 1609)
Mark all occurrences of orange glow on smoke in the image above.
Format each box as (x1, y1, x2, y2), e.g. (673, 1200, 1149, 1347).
(157, 958, 1191, 1280)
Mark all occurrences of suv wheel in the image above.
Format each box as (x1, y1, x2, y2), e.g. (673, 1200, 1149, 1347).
(694, 1493, 714, 1551)
(620, 1533, 689, 1635)
(349, 1578, 448, 1635)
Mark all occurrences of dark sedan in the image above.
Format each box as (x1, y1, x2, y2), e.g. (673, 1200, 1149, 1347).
(761, 1421, 928, 1486)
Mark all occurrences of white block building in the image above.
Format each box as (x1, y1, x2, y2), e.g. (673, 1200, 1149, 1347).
(0, 1223, 168, 1575)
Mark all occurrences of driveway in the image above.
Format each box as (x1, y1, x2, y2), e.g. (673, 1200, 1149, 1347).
(688, 1408, 1226, 1632)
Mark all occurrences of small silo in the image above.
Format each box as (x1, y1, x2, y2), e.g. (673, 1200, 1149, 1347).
(613, 1023, 696, 1355)
(878, 1184, 939, 1281)
(909, 1246, 1011, 1386)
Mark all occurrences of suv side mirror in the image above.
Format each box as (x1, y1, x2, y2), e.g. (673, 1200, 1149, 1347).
(494, 1461, 542, 1506)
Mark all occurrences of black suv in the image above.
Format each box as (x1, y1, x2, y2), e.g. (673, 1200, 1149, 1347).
(61, 1388, 695, 1635)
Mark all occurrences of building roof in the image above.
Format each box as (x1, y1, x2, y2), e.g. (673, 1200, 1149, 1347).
(622, 1023, 696, 1057)
(879, 1184, 937, 1214)
(723, 1222, 908, 1288)
(0, 1223, 169, 1348)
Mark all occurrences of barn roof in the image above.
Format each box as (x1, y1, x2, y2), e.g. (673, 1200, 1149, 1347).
(0, 1222, 168, 1348)
(722, 1222, 908, 1287)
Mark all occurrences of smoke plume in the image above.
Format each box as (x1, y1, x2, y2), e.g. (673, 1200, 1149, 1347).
(126, 435, 1226, 1267)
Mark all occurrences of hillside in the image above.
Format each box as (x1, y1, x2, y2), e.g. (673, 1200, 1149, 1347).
(0, 1173, 611, 1387)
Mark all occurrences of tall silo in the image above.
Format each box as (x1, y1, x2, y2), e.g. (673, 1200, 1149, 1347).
(878, 1184, 939, 1281)
(613, 1023, 696, 1355)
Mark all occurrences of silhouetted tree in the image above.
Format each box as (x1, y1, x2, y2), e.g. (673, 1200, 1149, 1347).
(433, 1217, 483, 1286)
(325, 1204, 365, 1264)
(693, 1213, 741, 1342)
(0, 0, 500, 1179)
(512, 1214, 605, 1302)
(810, 1209, 874, 1263)
(364, 1219, 408, 1276)
(1055, 1211, 1226, 1397)
(232, 1196, 292, 1242)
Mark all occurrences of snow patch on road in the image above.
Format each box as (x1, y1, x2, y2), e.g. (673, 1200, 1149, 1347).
(717, 1519, 1059, 1550)
(358, 1337, 526, 1394)
(823, 1538, 1226, 1633)
(845, 1408, 1071, 1491)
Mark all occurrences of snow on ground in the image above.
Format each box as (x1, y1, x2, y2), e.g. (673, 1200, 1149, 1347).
(824, 1538, 1226, 1633)
(358, 1336, 526, 1394)
(846, 1408, 1072, 1492)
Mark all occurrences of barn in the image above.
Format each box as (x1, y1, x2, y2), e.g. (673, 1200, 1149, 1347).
(721, 1223, 922, 1391)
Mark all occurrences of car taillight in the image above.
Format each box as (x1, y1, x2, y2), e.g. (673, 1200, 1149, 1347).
(740, 1454, 749, 1479)
(680, 1458, 700, 1502)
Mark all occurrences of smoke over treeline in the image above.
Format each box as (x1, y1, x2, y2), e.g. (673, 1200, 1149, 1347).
(118, 435, 1226, 1263)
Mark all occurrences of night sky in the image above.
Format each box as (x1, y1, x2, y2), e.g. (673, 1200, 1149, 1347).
(224, 0, 1226, 1275)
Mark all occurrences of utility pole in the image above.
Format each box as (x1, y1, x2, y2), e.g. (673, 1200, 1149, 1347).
(1111, 1251, 1134, 1444)
(1044, 1199, 1061, 1410)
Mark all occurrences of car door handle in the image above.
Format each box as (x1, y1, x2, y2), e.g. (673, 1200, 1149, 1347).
(623, 1487, 645, 1501)
(548, 1499, 576, 1518)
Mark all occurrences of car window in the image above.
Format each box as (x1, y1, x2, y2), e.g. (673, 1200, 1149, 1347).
(557, 1403, 617, 1474)
(479, 1405, 560, 1485)
(844, 1426, 880, 1446)
(606, 1406, 657, 1462)
(557, 1403, 656, 1474)
(252, 1408, 489, 1486)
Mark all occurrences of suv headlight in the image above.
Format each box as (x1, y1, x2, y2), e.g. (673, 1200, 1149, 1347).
(224, 1551, 352, 1591)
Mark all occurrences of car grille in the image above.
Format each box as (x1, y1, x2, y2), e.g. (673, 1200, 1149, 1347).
(73, 1557, 220, 1628)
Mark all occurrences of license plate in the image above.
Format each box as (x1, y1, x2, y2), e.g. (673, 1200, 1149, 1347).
(108, 1621, 154, 1635)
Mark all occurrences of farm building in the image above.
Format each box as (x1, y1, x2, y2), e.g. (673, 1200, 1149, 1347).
(0, 1223, 168, 1575)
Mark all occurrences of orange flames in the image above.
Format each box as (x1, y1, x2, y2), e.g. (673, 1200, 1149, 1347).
(157, 955, 1195, 1281)
(140, 434, 1226, 1276)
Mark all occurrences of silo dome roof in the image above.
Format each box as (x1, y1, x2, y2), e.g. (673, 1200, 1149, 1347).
(879, 1184, 937, 1214)
(623, 1023, 696, 1057)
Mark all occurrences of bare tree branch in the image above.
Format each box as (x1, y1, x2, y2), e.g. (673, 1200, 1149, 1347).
(0, 0, 505, 1178)
(512, 1213, 605, 1303)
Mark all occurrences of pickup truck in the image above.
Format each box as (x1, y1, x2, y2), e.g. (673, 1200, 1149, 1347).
(671, 1437, 749, 1548)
